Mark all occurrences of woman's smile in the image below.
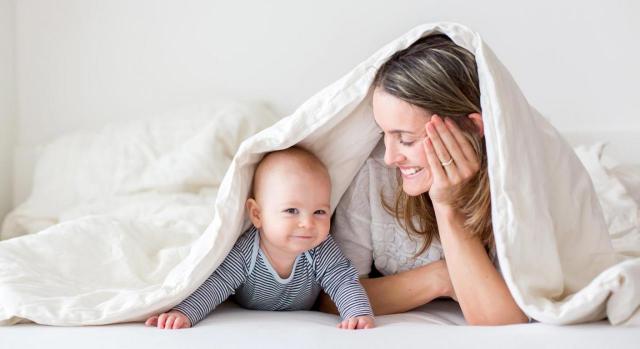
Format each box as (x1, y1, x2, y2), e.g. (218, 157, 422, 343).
(399, 166, 424, 178)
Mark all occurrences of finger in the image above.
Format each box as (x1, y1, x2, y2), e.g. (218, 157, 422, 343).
(426, 125, 458, 181)
(362, 318, 374, 329)
(173, 317, 183, 329)
(423, 137, 447, 181)
(444, 117, 477, 163)
(145, 316, 158, 327)
(348, 318, 358, 330)
(425, 117, 452, 164)
(157, 313, 168, 329)
(356, 318, 366, 329)
(433, 116, 467, 168)
(165, 316, 176, 330)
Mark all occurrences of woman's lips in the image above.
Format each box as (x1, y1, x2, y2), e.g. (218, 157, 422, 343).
(399, 166, 424, 178)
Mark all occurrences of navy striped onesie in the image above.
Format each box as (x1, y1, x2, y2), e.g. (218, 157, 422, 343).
(173, 226, 374, 325)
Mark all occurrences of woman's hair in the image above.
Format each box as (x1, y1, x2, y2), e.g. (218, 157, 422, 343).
(373, 34, 494, 255)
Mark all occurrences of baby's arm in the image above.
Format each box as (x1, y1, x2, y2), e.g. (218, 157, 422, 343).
(315, 235, 375, 329)
(145, 237, 249, 329)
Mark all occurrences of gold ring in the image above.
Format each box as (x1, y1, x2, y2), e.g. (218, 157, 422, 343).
(440, 158, 453, 167)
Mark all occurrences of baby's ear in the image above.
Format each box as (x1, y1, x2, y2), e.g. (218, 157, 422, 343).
(246, 198, 262, 228)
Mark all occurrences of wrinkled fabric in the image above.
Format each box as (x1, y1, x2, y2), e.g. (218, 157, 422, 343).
(1, 23, 638, 326)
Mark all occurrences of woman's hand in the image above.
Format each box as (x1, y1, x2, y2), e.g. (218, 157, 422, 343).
(423, 115, 480, 205)
(337, 315, 375, 330)
(145, 310, 191, 329)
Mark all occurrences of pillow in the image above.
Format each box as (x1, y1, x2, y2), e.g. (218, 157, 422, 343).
(1, 101, 280, 240)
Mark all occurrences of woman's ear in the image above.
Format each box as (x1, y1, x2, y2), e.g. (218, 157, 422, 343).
(468, 113, 484, 137)
(246, 198, 262, 228)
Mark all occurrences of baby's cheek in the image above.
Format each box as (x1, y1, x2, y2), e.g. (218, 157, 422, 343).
(319, 223, 330, 236)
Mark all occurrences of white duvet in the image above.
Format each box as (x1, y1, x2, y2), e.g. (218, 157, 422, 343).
(1, 22, 639, 326)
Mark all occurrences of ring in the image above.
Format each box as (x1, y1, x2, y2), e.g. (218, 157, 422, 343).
(440, 158, 453, 167)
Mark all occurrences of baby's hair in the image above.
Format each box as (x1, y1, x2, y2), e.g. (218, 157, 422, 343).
(250, 146, 329, 200)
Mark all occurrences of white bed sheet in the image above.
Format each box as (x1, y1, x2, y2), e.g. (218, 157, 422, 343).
(2, 300, 638, 349)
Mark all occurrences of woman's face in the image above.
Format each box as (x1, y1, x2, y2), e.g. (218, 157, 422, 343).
(373, 87, 433, 196)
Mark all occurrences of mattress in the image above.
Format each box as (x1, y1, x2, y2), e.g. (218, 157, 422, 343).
(2, 300, 638, 349)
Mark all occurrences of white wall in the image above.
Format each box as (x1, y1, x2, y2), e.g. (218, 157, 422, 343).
(12, 0, 640, 206)
(0, 0, 16, 220)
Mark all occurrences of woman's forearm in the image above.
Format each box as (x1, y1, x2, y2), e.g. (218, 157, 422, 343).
(434, 205, 528, 325)
(317, 261, 451, 316)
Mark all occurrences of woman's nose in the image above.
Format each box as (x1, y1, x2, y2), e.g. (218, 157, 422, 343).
(384, 145, 404, 166)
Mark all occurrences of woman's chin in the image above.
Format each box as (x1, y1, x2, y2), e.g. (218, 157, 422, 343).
(402, 183, 429, 197)
(400, 172, 431, 197)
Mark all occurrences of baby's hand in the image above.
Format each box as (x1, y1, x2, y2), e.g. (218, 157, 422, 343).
(337, 315, 375, 330)
(145, 310, 191, 329)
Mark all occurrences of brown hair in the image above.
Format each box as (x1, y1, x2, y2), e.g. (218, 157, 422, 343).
(373, 34, 493, 254)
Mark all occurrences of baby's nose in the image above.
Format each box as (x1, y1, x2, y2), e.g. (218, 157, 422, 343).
(298, 215, 315, 228)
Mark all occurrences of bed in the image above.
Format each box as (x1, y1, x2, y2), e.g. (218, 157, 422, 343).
(2, 301, 639, 349)
(2, 21, 639, 348)
(1, 113, 638, 348)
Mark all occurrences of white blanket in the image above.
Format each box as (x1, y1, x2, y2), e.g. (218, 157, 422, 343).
(0, 101, 280, 325)
(1, 22, 639, 326)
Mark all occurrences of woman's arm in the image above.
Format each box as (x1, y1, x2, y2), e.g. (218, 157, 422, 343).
(434, 205, 528, 325)
(317, 260, 454, 315)
(422, 115, 528, 325)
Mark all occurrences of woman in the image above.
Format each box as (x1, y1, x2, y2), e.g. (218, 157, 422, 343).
(319, 34, 529, 325)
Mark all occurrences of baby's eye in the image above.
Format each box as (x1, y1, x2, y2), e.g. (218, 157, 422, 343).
(284, 208, 299, 214)
(314, 210, 327, 215)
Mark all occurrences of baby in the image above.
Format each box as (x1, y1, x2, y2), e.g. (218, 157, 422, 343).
(145, 147, 375, 330)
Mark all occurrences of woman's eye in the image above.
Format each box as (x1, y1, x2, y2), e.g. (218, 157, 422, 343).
(314, 210, 327, 215)
(284, 208, 299, 214)
(399, 139, 415, 146)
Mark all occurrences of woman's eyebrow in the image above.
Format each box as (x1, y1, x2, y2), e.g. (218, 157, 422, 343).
(387, 129, 414, 135)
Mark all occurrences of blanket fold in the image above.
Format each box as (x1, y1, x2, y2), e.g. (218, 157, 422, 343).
(1, 22, 638, 326)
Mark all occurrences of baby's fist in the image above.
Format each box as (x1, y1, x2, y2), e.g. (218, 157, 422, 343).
(337, 315, 375, 330)
(145, 310, 191, 329)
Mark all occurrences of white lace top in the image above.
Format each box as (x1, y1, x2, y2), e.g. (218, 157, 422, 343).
(331, 140, 443, 277)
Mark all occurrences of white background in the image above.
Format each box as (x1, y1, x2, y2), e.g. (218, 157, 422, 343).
(1, 0, 639, 219)
(0, 0, 16, 221)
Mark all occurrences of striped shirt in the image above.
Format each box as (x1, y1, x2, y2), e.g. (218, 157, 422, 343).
(173, 227, 373, 325)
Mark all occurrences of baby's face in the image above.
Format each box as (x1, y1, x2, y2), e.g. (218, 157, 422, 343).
(256, 165, 331, 256)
